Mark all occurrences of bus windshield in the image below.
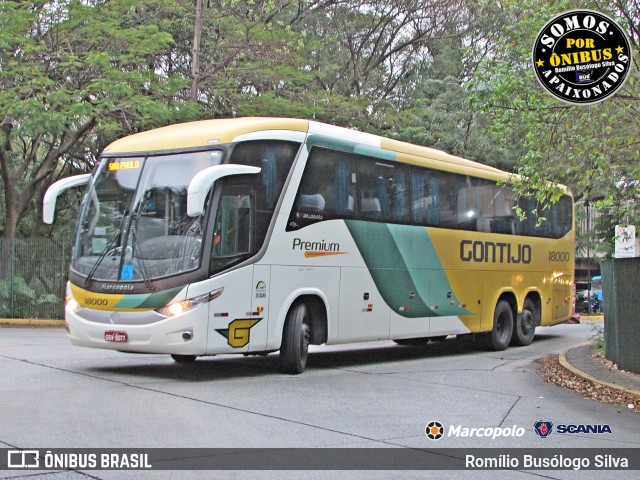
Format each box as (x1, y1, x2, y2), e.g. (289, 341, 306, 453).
(72, 150, 223, 282)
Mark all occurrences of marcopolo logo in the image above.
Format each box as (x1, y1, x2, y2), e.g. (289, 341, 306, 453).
(425, 421, 445, 440)
(425, 421, 525, 441)
(532, 10, 631, 104)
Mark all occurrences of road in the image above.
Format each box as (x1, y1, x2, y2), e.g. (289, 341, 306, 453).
(0, 321, 638, 479)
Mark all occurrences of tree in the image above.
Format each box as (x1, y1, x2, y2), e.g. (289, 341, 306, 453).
(384, 0, 510, 167)
(172, 0, 326, 117)
(0, 0, 197, 238)
(470, 0, 640, 237)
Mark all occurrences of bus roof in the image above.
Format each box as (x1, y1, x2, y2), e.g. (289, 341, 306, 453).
(103, 117, 512, 181)
(103, 117, 309, 154)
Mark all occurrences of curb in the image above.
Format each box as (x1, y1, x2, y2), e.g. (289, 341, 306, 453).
(558, 345, 640, 399)
(0, 318, 66, 327)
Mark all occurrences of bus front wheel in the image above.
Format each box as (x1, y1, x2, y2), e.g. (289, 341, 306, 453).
(484, 300, 513, 351)
(279, 302, 311, 374)
(511, 298, 537, 346)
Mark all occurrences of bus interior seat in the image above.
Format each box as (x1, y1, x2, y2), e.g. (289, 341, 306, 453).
(299, 193, 325, 212)
(361, 194, 381, 218)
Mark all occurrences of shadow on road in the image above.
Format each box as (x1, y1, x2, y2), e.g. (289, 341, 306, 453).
(84, 332, 564, 382)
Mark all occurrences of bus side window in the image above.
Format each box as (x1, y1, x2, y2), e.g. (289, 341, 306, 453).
(334, 156, 357, 217)
(436, 171, 459, 228)
(298, 181, 325, 212)
(289, 148, 358, 230)
(412, 168, 444, 227)
(229, 140, 300, 211)
(552, 195, 573, 238)
(359, 159, 410, 224)
(213, 193, 253, 257)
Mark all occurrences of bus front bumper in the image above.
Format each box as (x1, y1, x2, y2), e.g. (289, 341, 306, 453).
(65, 306, 208, 355)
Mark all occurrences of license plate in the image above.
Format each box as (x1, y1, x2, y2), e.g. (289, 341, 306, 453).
(104, 331, 128, 343)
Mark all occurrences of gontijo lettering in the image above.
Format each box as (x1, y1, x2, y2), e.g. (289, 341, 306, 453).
(460, 240, 532, 264)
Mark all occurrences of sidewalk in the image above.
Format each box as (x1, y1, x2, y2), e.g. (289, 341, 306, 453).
(560, 342, 640, 398)
(0, 318, 65, 327)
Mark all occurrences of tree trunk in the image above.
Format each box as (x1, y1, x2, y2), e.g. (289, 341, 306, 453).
(190, 0, 206, 102)
(2, 186, 18, 239)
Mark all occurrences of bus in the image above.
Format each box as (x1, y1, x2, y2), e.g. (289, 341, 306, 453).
(43, 117, 575, 373)
(591, 275, 603, 312)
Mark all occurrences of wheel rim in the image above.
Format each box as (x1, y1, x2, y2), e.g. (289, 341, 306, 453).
(521, 310, 534, 335)
(496, 311, 511, 343)
(301, 321, 310, 358)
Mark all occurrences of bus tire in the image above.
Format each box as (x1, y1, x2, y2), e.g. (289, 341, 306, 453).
(511, 298, 537, 346)
(279, 302, 311, 374)
(171, 354, 197, 363)
(484, 300, 513, 351)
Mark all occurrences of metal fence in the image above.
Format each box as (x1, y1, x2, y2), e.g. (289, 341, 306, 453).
(0, 238, 71, 320)
(602, 258, 640, 374)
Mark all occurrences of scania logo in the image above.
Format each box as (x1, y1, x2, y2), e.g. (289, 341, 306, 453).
(533, 420, 554, 438)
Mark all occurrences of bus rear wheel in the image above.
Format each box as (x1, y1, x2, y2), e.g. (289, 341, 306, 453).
(279, 302, 311, 374)
(511, 298, 537, 346)
(484, 300, 513, 351)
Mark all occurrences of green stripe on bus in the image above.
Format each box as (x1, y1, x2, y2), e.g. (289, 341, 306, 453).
(306, 135, 357, 153)
(115, 287, 183, 309)
(345, 221, 471, 318)
(353, 145, 397, 162)
(306, 135, 399, 163)
(345, 221, 435, 318)
(388, 224, 472, 316)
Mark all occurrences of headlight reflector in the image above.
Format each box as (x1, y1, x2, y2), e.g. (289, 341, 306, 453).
(157, 288, 223, 317)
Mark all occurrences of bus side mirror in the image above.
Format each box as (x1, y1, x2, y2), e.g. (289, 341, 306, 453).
(187, 164, 261, 217)
(42, 174, 92, 224)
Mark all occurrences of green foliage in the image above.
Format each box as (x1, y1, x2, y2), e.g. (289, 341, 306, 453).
(470, 0, 640, 246)
(0, 0, 199, 238)
(1, 0, 637, 247)
(0, 276, 61, 319)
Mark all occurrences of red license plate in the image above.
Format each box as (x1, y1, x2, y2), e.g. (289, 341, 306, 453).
(104, 331, 128, 343)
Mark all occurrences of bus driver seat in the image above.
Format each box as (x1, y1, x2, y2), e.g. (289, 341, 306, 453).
(298, 180, 325, 212)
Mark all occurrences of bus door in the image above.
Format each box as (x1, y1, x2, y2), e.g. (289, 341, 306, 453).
(206, 185, 259, 354)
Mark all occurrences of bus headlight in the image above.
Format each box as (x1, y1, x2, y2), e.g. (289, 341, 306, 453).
(157, 288, 223, 317)
(65, 295, 83, 314)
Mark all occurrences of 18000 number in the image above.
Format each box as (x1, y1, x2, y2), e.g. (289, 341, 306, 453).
(549, 251, 571, 262)
(85, 298, 109, 306)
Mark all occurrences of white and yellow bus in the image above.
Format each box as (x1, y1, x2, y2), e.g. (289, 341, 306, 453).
(43, 118, 575, 373)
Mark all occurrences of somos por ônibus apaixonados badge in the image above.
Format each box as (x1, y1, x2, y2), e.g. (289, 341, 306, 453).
(532, 10, 631, 105)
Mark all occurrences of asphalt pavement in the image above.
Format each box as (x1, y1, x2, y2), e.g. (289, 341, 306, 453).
(0, 317, 639, 480)
(3, 316, 638, 401)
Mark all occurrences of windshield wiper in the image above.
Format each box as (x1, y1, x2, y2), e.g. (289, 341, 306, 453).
(129, 220, 153, 290)
(83, 228, 121, 288)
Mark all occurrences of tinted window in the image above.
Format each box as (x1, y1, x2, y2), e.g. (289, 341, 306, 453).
(288, 146, 572, 239)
